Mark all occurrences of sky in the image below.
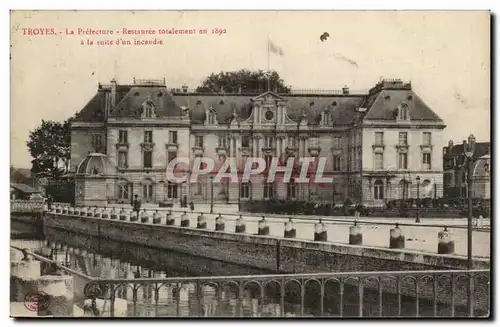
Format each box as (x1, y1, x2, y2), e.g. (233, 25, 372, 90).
(10, 10, 490, 168)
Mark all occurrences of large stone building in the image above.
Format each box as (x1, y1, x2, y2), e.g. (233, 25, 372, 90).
(443, 140, 491, 199)
(70, 78, 445, 207)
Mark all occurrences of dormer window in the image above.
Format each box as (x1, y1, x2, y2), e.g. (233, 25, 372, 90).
(207, 109, 217, 125)
(141, 100, 156, 119)
(397, 103, 410, 121)
(321, 110, 331, 125)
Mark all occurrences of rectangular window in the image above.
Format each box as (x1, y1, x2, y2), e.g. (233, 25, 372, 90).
(143, 151, 153, 168)
(119, 130, 128, 144)
(240, 183, 250, 199)
(399, 132, 408, 145)
(333, 136, 342, 149)
(288, 136, 297, 148)
(195, 135, 204, 147)
(118, 184, 129, 200)
(423, 132, 432, 146)
(118, 151, 128, 168)
(167, 151, 177, 165)
(264, 183, 274, 199)
(144, 131, 153, 143)
(169, 131, 178, 144)
(398, 152, 408, 169)
(423, 152, 432, 170)
(375, 132, 384, 145)
(219, 135, 228, 148)
(242, 135, 250, 148)
(167, 182, 178, 199)
(333, 155, 341, 171)
(375, 153, 384, 170)
(142, 184, 153, 201)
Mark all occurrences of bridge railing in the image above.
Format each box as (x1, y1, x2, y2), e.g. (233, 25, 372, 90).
(44, 204, 491, 258)
(11, 247, 490, 318)
(11, 200, 45, 213)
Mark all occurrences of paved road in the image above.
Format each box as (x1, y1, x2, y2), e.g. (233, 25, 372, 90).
(158, 204, 490, 259)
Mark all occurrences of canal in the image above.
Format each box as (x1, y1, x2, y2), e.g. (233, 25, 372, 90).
(11, 222, 489, 317)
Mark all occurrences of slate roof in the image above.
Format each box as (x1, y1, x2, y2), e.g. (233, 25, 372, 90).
(73, 86, 131, 122)
(443, 142, 490, 161)
(362, 89, 443, 121)
(73, 80, 444, 126)
(10, 183, 40, 194)
(111, 86, 184, 118)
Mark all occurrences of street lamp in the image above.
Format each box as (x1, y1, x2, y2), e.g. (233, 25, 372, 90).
(210, 175, 214, 214)
(415, 175, 421, 223)
(463, 134, 476, 270)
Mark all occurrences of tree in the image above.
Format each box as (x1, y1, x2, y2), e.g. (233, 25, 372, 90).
(196, 69, 291, 94)
(26, 119, 71, 179)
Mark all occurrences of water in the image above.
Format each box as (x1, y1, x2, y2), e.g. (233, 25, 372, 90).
(11, 222, 489, 317)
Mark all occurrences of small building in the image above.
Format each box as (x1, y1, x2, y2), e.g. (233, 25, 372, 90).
(442, 140, 490, 199)
(10, 183, 42, 200)
(75, 152, 117, 207)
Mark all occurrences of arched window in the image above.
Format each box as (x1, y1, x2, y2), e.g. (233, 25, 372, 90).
(374, 180, 384, 200)
(264, 182, 275, 199)
(420, 179, 432, 198)
(399, 180, 410, 200)
(142, 179, 155, 202)
(287, 179, 297, 199)
(240, 182, 251, 199)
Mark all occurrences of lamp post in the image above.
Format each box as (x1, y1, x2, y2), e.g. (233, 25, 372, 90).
(463, 134, 475, 269)
(210, 175, 214, 214)
(415, 175, 421, 223)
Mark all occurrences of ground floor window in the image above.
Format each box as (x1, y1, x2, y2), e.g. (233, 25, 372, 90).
(167, 182, 178, 199)
(142, 183, 154, 202)
(287, 179, 296, 199)
(374, 179, 384, 200)
(264, 182, 275, 199)
(240, 182, 251, 199)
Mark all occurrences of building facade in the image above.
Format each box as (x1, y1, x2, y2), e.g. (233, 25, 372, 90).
(70, 78, 445, 207)
(443, 140, 491, 199)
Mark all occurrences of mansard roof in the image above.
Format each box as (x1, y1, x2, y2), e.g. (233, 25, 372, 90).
(173, 95, 254, 124)
(111, 86, 183, 118)
(73, 85, 131, 122)
(72, 79, 444, 126)
(362, 89, 443, 121)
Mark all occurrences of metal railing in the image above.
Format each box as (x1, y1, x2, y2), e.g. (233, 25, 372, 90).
(84, 269, 490, 317)
(11, 247, 490, 317)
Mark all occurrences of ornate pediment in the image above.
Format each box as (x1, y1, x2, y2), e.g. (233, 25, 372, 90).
(251, 91, 286, 103)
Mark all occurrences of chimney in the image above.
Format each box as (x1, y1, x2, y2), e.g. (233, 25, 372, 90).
(110, 78, 117, 109)
(342, 85, 349, 95)
(182, 85, 188, 93)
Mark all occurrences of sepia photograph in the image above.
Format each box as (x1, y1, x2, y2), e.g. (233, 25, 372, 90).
(9, 10, 491, 318)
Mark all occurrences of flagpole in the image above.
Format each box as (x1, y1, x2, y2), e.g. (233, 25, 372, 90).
(267, 35, 270, 91)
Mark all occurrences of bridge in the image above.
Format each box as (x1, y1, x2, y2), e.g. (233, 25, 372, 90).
(10, 200, 491, 317)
